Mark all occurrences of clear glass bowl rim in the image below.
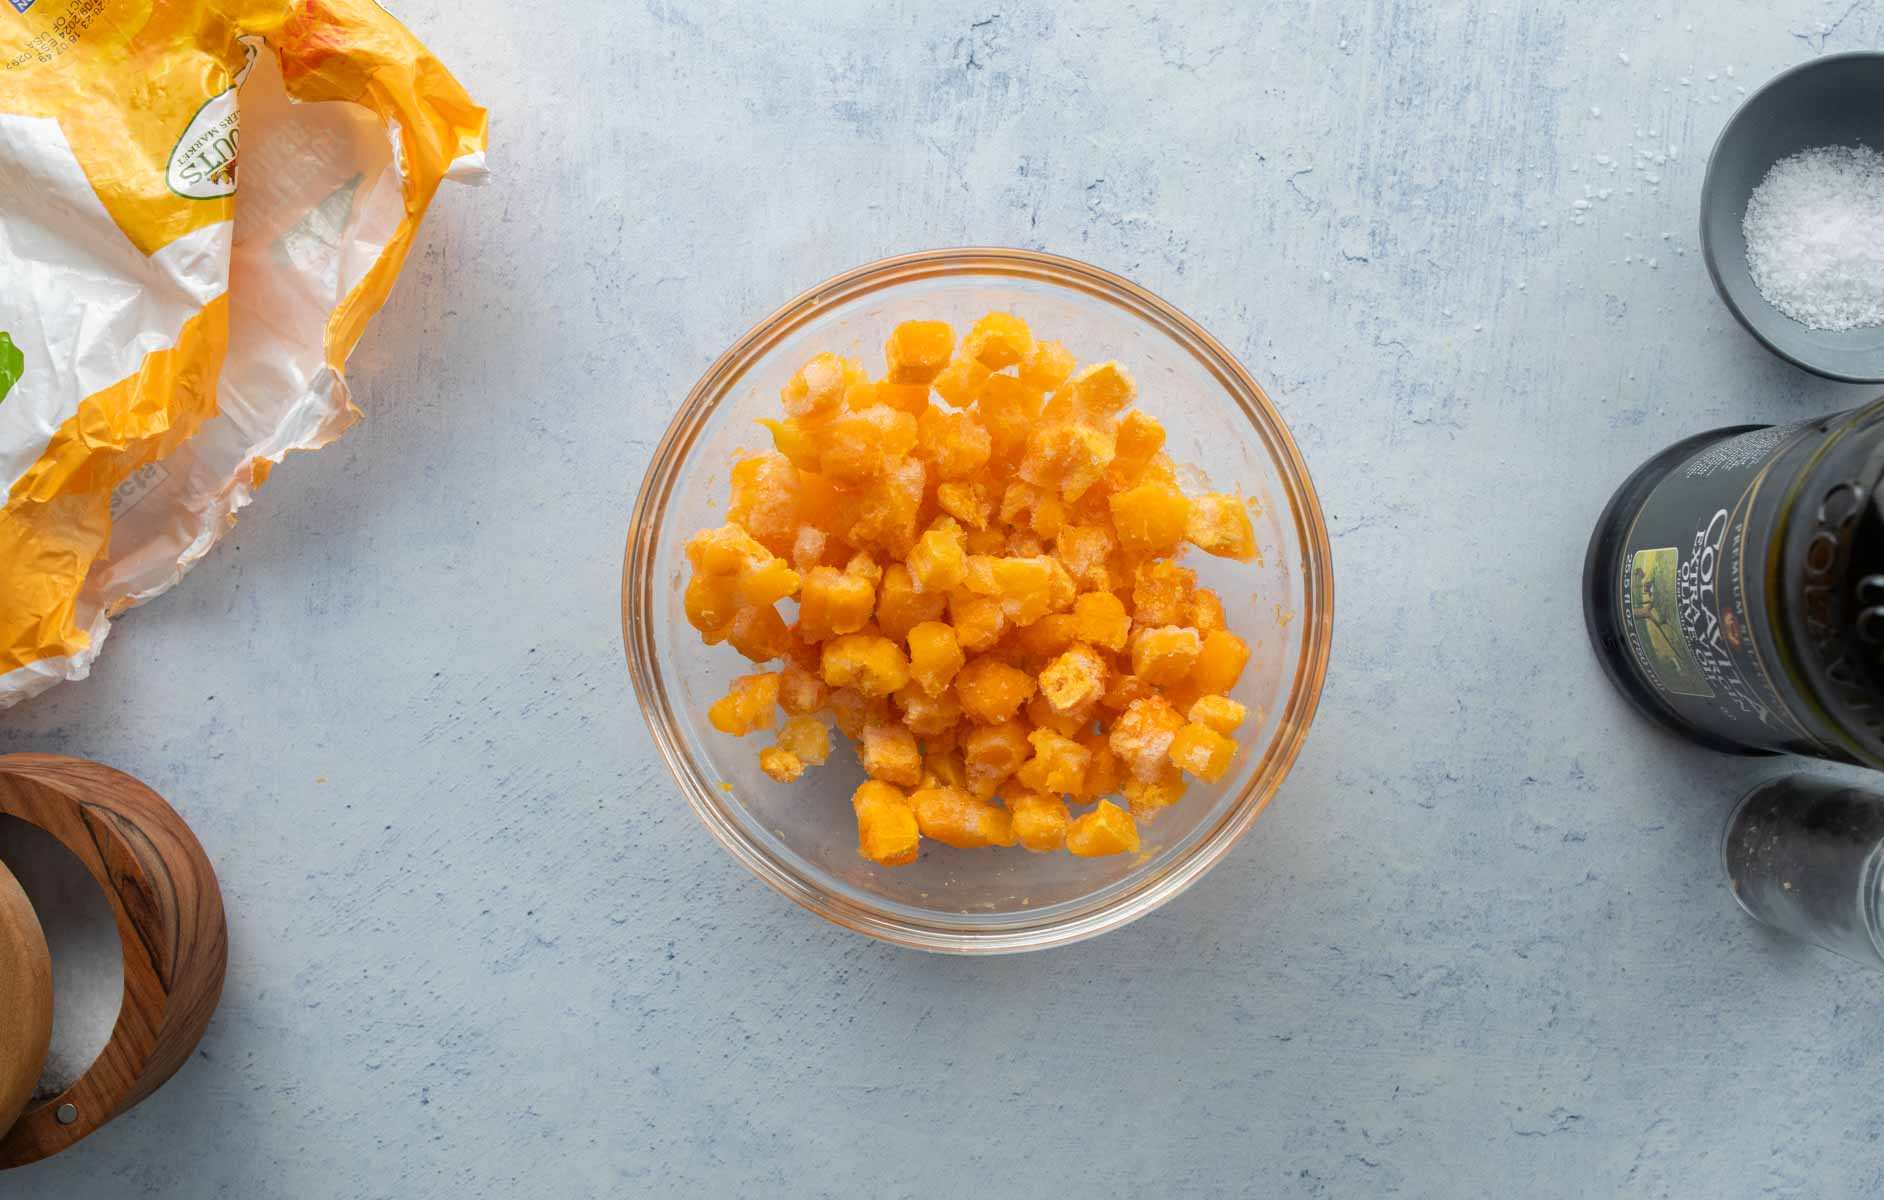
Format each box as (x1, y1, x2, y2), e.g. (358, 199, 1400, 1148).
(622, 246, 1334, 954)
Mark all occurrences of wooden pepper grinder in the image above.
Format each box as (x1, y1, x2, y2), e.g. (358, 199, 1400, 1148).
(0, 755, 227, 1169)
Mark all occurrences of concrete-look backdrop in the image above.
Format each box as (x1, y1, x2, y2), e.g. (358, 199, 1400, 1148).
(6, 2, 1883, 1196)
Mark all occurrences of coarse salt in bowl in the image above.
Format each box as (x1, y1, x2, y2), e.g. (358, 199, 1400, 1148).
(623, 248, 1332, 953)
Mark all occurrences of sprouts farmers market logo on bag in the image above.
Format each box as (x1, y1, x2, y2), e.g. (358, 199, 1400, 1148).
(165, 41, 257, 198)
(6, 0, 35, 15)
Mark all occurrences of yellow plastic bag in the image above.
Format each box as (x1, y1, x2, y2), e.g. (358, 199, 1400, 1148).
(0, 0, 485, 705)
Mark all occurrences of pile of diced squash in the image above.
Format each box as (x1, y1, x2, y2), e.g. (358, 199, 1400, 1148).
(687, 312, 1257, 867)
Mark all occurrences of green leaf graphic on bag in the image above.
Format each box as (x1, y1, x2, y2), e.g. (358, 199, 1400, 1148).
(0, 333, 20, 406)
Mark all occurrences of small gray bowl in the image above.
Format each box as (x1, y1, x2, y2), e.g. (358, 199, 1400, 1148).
(1700, 51, 1884, 383)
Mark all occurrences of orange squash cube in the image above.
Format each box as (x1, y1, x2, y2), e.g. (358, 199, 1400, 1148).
(876, 563, 948, 641)
(820, 634, 912, 697)
(685, 572, 741, 643)
(885, 320, 956, 384)
(725, 453, 804, 556)
(757, 746, 805, 782)
(1077, 731, 1124, 797)
(1187, 694, 1247, 734)
(876, 382, 933, 415)
(1113, 408, 1166, 464)
(920, 747, 970, 792)
(708, 672, 780, 736)
(1005, 791, 1070, 852)
(908, 519, 968, 594)
(1071, 591, 1131, 652)
(1191, 588, 1227, 634)
(907, 620, 966, 696)
(860, 720, 923, 786)
(820, 405, 918, 486)
(936, 480, 994, 530)
(1191, 630, 1251, 696)
(1168, 722, 1236, 782)
(892, 683, 963, 737)
(1110, 481, 1192, 557)
(848, 456, 928, 557)
(798, 566, 876, 642)
(1017, 339, 1076, 392)
(1131, 561, 1196, 629)
(828, 687, 888, 740)
(1109, 695, 1186, 781)
(1123, 766, 1187, 820)
(1062, 360, 1136, 417)
(961, 311, 1034, 369)
(777, 664, 829, 715)
(776, 715, 832, 765)
(949, 590, 1008, 653)
(782, 352, 863, 419)
(853, 781, 920, 867)
(736, 556, 800, 606)
(1026, 692, 1087, 738)
(911, 786, 1016, 848)
(728, 603, 794, 663)
(757, 416, 822, 471)
(790, 525, 830, 573)
(1014, 612, 1080, 659)
(965, 526, 1009, 556)
(1131, 625, 1202, 686)
(1101, 672, 1155, 713)
(1067, 800, 1140, 857)
(917, 407, 993, 480)
(1018, 420, 1117, 501)
(1055, 523, 1117, 591)
(1038, 643, 1108, 715)
(977, 374, 1047, 462)
(1015, 728, 1091, 795)
(984, 555, 1056, 626)
(1186, 493, 1257, 561)
(963, 720, 1032, 798)
(953, 657, 1037, 724)
(931, 356, 992, 408)
(686, 523, 771, 577)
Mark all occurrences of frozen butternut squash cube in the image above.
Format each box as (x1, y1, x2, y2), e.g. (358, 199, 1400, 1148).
(1019, 420, 1117, 501)
(798, 566, 876, 642)
(876, 382, 934, 415)
(1072, 592, 1131, 652)
(893, 683, 962, 736)
(977, 374, 1047, 462)
(1077, 731, 1123, 798)
(917, 406, 994, 480)
(986, 556, 1057, 626)
(820, 634, 911, 697)
(1026, 692, 1087, 738)
(1113, 408, 1166, 465)
(1123, 767, 1187, 820)
(963, 720, 1032, 798)
(1110, 481, 1192, 557)
(876, 563, 948, 641)
(953, 657, 1037, 724)
(1191, 588, 1227, 635)
(782, 352, 863, 419)
(686, 523, 771, 577)
(885, 320, 956, 384)
(685, 572, 741, 643)
(1168, 723, 1236, 782)
(1005, 791, 1070, 852)
(820, 405, 918, 486)
(912, 786, 1016, 848)
(1067, 800, 1140, 857)
(1191, 630, 1251, 696)
(1027, 493, 1067, 540)
(1014, 612, 1079, 659)
(1017, 339, 1076, 392)
(789, 524, 830, 573)
(728, 604, 794, 663)
(860, 721, 923, 786)
(777, 664, 829, 715)
(758, 746, 805, 783)
(1187, 694, 1247, 734)
(1109, 695, 1186, 781)
(961, 311, 1034, 369)
(936, 480, 994, 530)
(949, 590, 1009, 653)
(1015, 728, 1091, 795)
(965, 526, 1009, 555)
(757, 417, 822, 471)
(828, 688, 889, 739)
(907, 620, 966, 696)
(1131, 625, 1202, 686)
(708, 672, 780, 736)
(931, 356, 992, 408)
(1186, 493, 1257, 561)
(1055, 523, 1117, 591)
(736, 556, 800, 606)
(776, 714, 832, 765)
(1038, 643, 1108, 715)
(1131, 561, 1197, 629)
(921, 748, 970, 792)
(908, 519, 969, 593)
(849, 456, 928, 556)
(1101, 672, 1155, 713)
(843, 551, 883, 586)
(853, 781, 920, 867)
(725, 454, 804, 556)
(1062, 360, 1136, 417)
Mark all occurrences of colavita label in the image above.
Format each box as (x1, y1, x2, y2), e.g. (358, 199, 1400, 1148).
(1616, 421, 1817, 749)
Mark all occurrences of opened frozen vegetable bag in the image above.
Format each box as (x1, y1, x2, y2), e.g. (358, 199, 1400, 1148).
(0, 0, 485, 706)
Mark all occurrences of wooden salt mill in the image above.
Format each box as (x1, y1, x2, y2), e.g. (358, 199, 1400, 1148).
(0, 755, 227, 1169)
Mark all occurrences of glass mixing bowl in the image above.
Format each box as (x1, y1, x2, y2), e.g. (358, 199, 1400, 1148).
(623, 248, 1332, 953)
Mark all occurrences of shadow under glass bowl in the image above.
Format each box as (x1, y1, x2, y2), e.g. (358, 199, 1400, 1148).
(1700, 51, 1884, 383)
(623, 248, 1333, 954)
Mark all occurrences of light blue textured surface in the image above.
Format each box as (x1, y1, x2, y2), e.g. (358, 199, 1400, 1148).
(9, 2, 1884, 1196)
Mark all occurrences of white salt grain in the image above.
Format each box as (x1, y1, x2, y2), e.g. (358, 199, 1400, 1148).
(1742, 144, 1884, 331)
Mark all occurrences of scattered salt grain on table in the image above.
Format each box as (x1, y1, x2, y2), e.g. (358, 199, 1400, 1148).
(1742, 144, 1884, 331)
